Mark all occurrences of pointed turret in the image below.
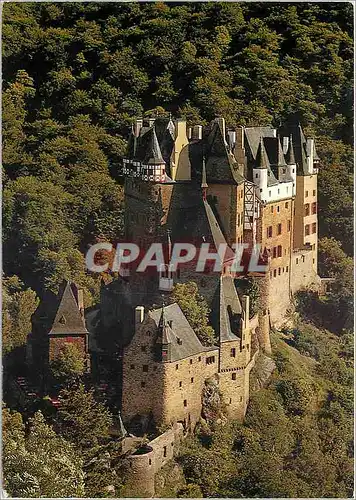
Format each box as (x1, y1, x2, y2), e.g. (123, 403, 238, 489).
(144, 128, 165, 165)
(201, 157, 208, 200)
(285, 134, 296, 165)
(276, 136, 287, 166)
(255, 137, 269, 169)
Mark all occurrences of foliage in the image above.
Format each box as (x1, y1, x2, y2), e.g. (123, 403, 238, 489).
(56, 383, 113, 451)
(3, 407, 85, 497)
(2, 276, 39, 355)
(178, 321, 353, 498)
(50, 343, 86, 381)
(171, 281, 217, 346)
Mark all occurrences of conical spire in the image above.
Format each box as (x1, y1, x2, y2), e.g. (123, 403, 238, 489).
(276, 136, 286, 166)
(285, 134, 296, 165)
(144, 127, 165, 164)
(255, 137, 268, 169)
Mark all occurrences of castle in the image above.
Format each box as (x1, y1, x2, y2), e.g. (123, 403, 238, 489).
(27, 114, 320, 496)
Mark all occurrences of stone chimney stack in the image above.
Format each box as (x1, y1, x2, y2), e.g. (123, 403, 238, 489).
(135, 306, 145, 326)
(233, 126, 246, 172)
(134, 118, 143, 137)
(227, 130, 236, 150)
(187, 127, 192, 140)
(191, 125, 203, 141)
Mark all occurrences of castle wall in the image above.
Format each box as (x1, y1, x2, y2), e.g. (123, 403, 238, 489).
(206, 183, 244, 246)
(218, 338, 251, 420)
(290, 248, 320, 295)
(162, 348, 219, 429)
(149, 422, 184, 473)
(294, 175, 318, 272)
(121, 316, 165, 426)
(258, 198, 294, 324)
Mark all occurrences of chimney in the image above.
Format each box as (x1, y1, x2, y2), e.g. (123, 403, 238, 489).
(235, 126, 244, 149)
(192, 125, 203, 140)
(135, 306, 145, 325)
(148, 117, 155, 127)
(134, 118, 143, 137)
(282, 136, 289, 154)
(227, 130, 236, 149)
(187, 127, 192, 140)
(307, 138, 314, 164)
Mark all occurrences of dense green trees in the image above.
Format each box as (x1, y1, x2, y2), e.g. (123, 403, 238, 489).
(171, 281, 217, 346)
(3, 407, 85, 497)
(178, 321, 353, 498)
(2, 3, 352, 305)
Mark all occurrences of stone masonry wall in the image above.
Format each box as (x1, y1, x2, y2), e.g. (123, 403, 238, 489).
(162, 348, 219, 429)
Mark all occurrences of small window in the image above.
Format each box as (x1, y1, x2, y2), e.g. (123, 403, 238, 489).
(267, 226, 273, 238)
(305, 190, 309, 197)
(271, 206, 273, 214)
(273, 269, 277, 277)
(198, 356, 201, 362)
(286, 266, 289, 272)
(130, 364, 135, 370)
(240, 396, 243, 402)
(141, 346, 147, 352)
(149, 459, 152, 465)
(296, 258, 299, 265)
(191, 377, 194, 383)
(273, 247, 277, 258)
(184, 399, 187, 407)
(190, 359, 193, 365)
(288, 220, 291, 231)
(179, 381, 182, 388)
(312, 202, 317, 214)
(230, 348, 236, 357)
(229, 398, 232, 404)
(176, 364, 179, 370)
(255, 173, 258, 178)
(163, 446, 167, 457)
(141, 381, 146, 388)
(313, 189, 316, 196)
(143, 365, 148, 372)
(283, 168, 286, 174)
(305, 224, 310, 236)
(285, 202, 289, 208)
(304, 203, 310, 216)
(292, 169, 295, 173)
(277, 245, 282, 257)
(278, 268, 281, 275)
(277, 223, 282, 235)
(312, 222, 317, 234)
(232, 373, 237, 380)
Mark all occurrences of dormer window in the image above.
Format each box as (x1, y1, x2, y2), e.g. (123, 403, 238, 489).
(59, 315, 66, 325)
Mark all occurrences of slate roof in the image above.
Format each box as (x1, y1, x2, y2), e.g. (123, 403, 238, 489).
(285, 135, 296, 165)
(244, 127, 276, 159)
(150, 303, 215, 362)
(205, 121, 244, 185)
(49, 281, 88, 335)
(203, 200, 236, 264)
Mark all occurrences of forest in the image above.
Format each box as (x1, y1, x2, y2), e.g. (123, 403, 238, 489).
(2, 2, 354, 498)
